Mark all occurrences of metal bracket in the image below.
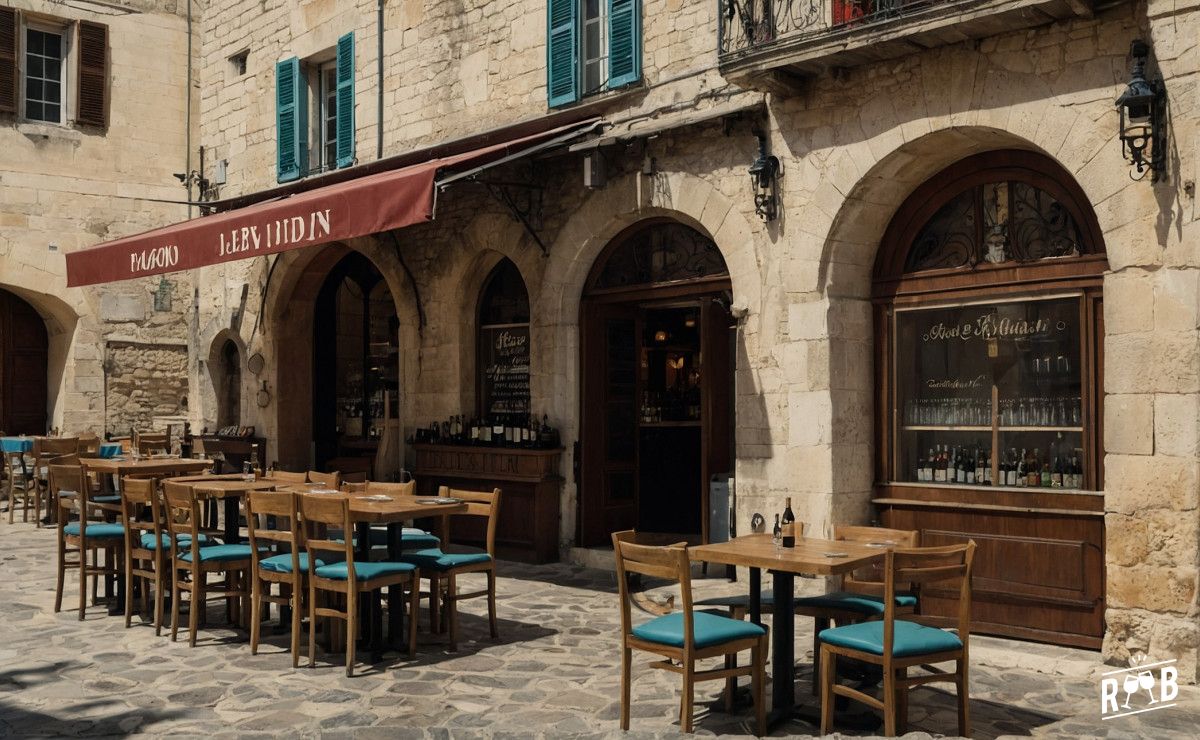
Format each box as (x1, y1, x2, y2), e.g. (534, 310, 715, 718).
(478, 179, 548, 256)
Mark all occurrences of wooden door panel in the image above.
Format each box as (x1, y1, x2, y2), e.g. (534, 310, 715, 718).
(0, 290, 47, 435)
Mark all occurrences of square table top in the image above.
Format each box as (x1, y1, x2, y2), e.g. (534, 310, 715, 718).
(689, 533, 888, 576)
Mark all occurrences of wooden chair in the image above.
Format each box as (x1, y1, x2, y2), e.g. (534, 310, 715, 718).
(269, 470, 308, 484)
(819, 541, 976, 737)
(134, 430, 171, 456)
(795, 526, 920, 692)
(612, 530, 767, 735)
(163, 480, 254, 647)
(245, 490, 307, 666)
(298, 492, 421, 675)
(306, 470, 340, 488)
(51, 462, 124, 620)
(77, 434, 101, 456)
(5, 449, 35, 524)
(400, 486, 499, 651)
(119, 476, 173, 633)
(32, 437, 79, 525)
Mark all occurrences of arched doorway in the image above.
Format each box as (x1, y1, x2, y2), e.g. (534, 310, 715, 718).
(212, 338, 241, 429)
(578, 221, 733, 546)
(872, 150, 1107, 647)
(0, 288, 48, 435)
(312, 251, 399, 475)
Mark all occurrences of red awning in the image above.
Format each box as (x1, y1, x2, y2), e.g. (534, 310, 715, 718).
(65, 122, 593, 287)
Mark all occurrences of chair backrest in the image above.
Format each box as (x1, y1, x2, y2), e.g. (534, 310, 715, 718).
(341, 470, 369, 483)
(120, 476, 163, 544)
(76, 433, 101, 456)
(363, 480, 416, 496)
(883, 542, 976, 653)
(270, 470, 308, 484)
(307, 470, 340, 488)
(4, 450, 28, 480)
(245, 490, 301, 571)
(297, 492, 355, 579)
(135, 430, 170, 455)
(340, 481, 369, 493)
(50, 461, 116, 538)
(161, 480, 202, 560)
(440, 485, 501, 556)
(834, 525, 920, 596)
(612, 530, 695, 650)
(36, 436, 79, 459)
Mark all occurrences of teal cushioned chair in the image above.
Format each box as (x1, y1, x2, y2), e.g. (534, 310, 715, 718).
(398, 486, 502, 652)
(613, 531, 767, 736)
(51, 462, 124, 621)
(245, 489, 309, 666)
(119, 477, 172, 634)
(819, 541, 975, 738)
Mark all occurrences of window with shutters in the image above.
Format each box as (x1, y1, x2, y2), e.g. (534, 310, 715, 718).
(0, 10, 107, 128)
(546, 0, 641, 108)
(276, 32, 354, 182)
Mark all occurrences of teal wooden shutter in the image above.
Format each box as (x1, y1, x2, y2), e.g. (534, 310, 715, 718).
(546, 0, 578, 107)
(607, 0, 641, 88)
(275, 56, 307, 182)
(335, 32, 355, 169)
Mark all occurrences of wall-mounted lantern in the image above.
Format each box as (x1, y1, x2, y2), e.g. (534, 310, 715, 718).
(749, 132, 780, 221)
(1115, 39, 1165, 182)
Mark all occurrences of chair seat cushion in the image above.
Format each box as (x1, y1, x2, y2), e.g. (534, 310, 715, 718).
(94, 495, 123, 504)
(63, 522, 125, 539)
(819, 620, 962, 658)
(178, 543, 256, 563)
(139, 532, 209, 550)
(399, 547, 491, 571)
(794, 591, 918, 615)
(632, 610, 767, 649)
(259, 552, 322, 574)
(313, 560, 416, 581)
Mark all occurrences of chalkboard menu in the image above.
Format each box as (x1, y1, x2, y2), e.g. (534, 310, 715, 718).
(480, 324, 530, 418)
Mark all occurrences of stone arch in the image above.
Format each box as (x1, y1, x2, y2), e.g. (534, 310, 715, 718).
(536, 170, 763, 551)
(205, 329, 245, 430)
(261, 236, 419, 469)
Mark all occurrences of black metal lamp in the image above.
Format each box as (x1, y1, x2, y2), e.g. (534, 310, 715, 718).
(1115, 39, 1165, 182)
(749, 133, 780, 221)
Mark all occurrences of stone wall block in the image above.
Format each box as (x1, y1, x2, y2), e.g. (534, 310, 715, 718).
(1154, 393, 1200, 458)
(787, 390, 833, 447)
(1103, 393, 1154, 455)
(1105, 453, 1200, 515)
(1103, 270, 1155, 334)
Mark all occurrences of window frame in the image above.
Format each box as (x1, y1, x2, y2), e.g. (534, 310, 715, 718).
(580, 0, 608, 97)
(317, 60, 338, 173)
(20, 16, 71, 126)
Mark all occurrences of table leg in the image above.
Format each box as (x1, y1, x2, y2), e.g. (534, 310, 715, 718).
(770, 571, 795, 721)
(223, 497, 239, 544)
(354, 523, 374, 654)
(386, 524, 404, 651)
(748, 567, 762, 626)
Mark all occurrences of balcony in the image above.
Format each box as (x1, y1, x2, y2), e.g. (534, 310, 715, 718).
(718, 0, 1095, 91)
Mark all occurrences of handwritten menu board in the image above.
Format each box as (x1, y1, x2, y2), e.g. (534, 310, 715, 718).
(480, 325, 530, 417)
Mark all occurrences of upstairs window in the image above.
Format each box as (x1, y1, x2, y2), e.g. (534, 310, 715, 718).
(0, 8, 108, 128)
(276, 32, 354, 183)
(547, 0, 641, 108)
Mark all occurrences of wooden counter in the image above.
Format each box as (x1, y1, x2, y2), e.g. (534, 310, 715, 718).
(413, 443, 564, 563)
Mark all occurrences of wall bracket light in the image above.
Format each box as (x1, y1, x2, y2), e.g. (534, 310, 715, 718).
(749, 132, 780, 221)
(1115, 39, 1166, 182)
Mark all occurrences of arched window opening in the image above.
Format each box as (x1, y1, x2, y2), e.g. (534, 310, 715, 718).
(477, 259, 530, 422)
(216, 339, 241, 428)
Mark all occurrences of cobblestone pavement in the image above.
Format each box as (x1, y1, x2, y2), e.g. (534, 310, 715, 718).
(2, 520, 1198, 738)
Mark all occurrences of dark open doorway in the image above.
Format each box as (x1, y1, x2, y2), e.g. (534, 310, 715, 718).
(0, 288, 48, 435)
(578, 222, 733, 547)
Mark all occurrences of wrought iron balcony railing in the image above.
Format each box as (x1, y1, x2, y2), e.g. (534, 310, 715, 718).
(719, 0, 942, 57)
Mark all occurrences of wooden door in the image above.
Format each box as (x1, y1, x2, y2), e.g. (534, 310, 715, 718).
(579, 301, 639, 546)
(0, 289, 47, 435)
(700, 299, 733, 543)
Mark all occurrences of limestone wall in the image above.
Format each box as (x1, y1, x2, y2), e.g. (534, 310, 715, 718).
(0, 0, 196, 435)
(103, 342, 190, 433)
(191, 0, 1200, 678)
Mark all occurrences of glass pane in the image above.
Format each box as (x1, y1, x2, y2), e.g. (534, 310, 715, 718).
(325, 140, 336, 168)
(27, 55, 43, 80)
(45, 59, 60, 81)
(25, 101, 43, 121)
(583, 61, 601, 94)
(43, 103, 60, 122)
(43, 32, 61, 57)
(44, 81, 60, 105)
(893, 295, 1084, 489)
(26, 30, 43, 55)
(585, 0, 601, 20)
(25, 78, 41, 102)
(584, 22, 601, 60)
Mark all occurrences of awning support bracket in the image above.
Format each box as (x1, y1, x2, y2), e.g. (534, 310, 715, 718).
(481, 180, 548, 256)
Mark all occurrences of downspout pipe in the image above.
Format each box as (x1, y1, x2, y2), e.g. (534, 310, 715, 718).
(185, 0, 193, 216)
(377, 0, 384, 160)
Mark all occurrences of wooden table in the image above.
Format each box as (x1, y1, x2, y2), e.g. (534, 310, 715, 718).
(275, 485, 468, 655)
(83, 456, 215, 485)
(690, 534, 888, 728)
(190, 478, 278, 543)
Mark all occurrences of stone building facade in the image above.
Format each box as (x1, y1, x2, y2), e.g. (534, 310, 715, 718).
(0, 0, 195, 436)
(54, 0, 1196, 678)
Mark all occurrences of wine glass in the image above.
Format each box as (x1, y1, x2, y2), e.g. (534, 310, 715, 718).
(1122, 672, 1141, 708)
(1139, 670, 1157, 704)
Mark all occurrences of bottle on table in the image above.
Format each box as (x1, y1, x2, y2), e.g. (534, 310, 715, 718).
(781, 498, 796, 548)
(772, 514, 782, 547)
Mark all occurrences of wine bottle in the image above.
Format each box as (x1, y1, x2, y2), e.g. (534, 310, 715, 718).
(492, 415, 505, 446)
(1029, 448, 1041, 487)
(973, 449, 984, 485)
(1051, 450, 1064, 488)
(772, 513, 782, 546)
(781, 498, 796, 548)
(983, 453, 992, 485)
(1016, 448, 1027, 487)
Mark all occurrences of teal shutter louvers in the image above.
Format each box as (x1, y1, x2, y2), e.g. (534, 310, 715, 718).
(546, 0, 578, 107)
(275, 56, 307, 182)
(607, 0, 641, 88)
(335, 32, 355, 169)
